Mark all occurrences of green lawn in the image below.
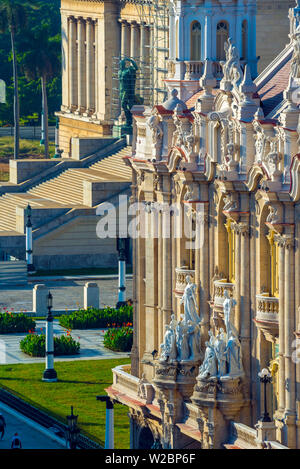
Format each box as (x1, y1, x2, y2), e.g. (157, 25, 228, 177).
(0, 136, 55, 159)
(0, 358, 131, 448)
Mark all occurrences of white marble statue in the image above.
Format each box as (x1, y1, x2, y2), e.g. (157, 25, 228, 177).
(187, 320, 201, 361)
(223, 289, 238, 339)
(198, 341, 218, 379)
(180, 276, 201, 324)
(159, 324, 177, 363)
(176, 319, 190, 361)
(225, 332, 243, 378)
(214, 328, 227, 377)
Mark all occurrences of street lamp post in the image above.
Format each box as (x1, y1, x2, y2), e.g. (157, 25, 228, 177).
(96, 395, 114, 449)
(116, 237, 127, 308)
(25, 204, 35, 273)
(258, 368, 272, 422)
(42, 291, 57, 382)
(66, 406, 80, 449)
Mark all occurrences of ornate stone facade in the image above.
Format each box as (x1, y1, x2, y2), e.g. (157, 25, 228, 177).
(106, 3, 300, 450)
(57, 0, 294, 157)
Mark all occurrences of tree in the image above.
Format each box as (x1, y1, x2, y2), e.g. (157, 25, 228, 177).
(0, 0, 38, 159)
(20, 24, 60, 158)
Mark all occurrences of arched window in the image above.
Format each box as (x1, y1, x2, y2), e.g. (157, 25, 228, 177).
(216, 21, 229, 61)
(191, 21, 201, 61)
(242, 20, 248, 60)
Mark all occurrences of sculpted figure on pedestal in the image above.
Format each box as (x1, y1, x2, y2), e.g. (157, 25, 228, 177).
(158, 279, 202, 363)
(223, 289, 238, 339)
(180, 276, 201, 324)
(198, 341, 218, 379)
(159, 324, 177, 363)
(214, 328, 227, 377)
(225, 332, 243, 378)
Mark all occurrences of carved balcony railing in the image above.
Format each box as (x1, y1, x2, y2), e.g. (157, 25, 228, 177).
(213, 279, 235, 308)
(184, 61, 204, 80)
(256, 294, 279, 323)
(174, 267, 195, 297)
(112, 364, 139, 396)
(255, 294, 279, 342)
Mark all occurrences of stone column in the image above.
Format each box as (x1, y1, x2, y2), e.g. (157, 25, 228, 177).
(76, 17, 86, 114)
(130, 22, 140, 61)
(158, 209, 164, 347)
(284, 236, 296, 448)
(61, 14, 69, 111)
(162, 204, 172, 329)
(139, 22, 146, 95)
(92, 19, 98, 119)
(121, 20, 130, 58)
(85, 18, 95, 115)
(239, 221, 251, 420)
(198, 205, 209, 340)
(233, 222, 241, 335)
(69, 16, 77, 111)
(275, 234, 286, 415)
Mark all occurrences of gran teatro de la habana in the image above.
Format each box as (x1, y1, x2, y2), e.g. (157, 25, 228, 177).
(60, 0, 300, 450)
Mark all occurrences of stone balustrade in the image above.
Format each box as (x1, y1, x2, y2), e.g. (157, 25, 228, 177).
(175, 267, 195, 297)
(256, 294, 279, 323)
(112, 363, 139, 397)
(184, 61, 204, 80)
(213, 280, 235, 308)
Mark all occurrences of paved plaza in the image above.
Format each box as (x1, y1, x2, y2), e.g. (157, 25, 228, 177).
(0, 277, 133, 312)
(0, 277, 132, 364)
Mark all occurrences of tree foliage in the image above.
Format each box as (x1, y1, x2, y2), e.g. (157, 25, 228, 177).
(0, 0, 61, 126)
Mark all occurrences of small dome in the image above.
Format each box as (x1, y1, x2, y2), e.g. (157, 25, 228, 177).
(162, 89, 187, 111)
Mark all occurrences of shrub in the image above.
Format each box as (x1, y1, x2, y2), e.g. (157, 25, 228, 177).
(59, 305, 133, 330)
(0, 313, 36, 334)
(103, 326, 133, 352)
(20, 333, 80, 357)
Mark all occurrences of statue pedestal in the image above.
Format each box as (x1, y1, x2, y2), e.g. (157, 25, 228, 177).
(153, 360, 200, 400)
(255, 420, 277, 448)
(113, 123, 133, 138)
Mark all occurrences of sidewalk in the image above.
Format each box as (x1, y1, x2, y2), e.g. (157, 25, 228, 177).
(0, 277, 133, 312)
(0, 403, 66, 449)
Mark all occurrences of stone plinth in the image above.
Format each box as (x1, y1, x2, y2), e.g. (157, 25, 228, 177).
(153, 361, 200, 400)
(33, 284, 48, 316)
(84, 282, 100, 309)
(191, 375, 245, 421)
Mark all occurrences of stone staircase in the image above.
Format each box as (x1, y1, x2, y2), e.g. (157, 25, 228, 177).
(0, 146, 132, 233)
(28, 146, 132, 206)
(0, 260, 27, 287)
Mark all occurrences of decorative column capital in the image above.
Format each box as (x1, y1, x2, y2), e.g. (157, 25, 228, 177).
(274, 234, 294, 249)
(232, 221, 249, 236)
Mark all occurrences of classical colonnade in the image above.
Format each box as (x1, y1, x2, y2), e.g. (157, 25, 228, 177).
(67, 15, 97, 116)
